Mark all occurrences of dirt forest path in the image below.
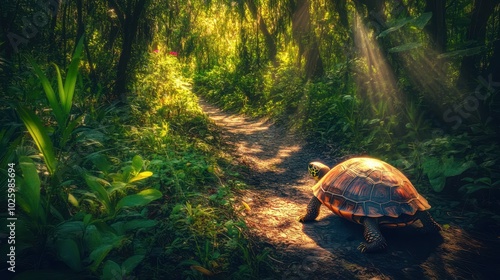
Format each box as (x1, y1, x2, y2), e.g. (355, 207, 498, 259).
(198, 99, 500, 280)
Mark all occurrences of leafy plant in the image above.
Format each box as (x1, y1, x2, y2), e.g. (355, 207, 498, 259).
(80, 155, 160, 217)
(102, 255, 145, 279)
(422, 156, 475, 192)
(15, 37, 84, 175)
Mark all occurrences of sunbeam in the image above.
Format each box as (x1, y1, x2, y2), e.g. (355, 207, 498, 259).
(352, 12, 400, 115)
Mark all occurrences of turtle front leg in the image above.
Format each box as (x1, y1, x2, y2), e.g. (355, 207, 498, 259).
(299, 196, 322, 223)
(417, 211, 442, 233)
(357, 218, 387, 253)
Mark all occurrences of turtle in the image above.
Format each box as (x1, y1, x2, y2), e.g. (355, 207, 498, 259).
(299, 157, 442, 253)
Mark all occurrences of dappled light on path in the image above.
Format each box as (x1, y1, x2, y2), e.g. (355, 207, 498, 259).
(199, 98, 500, 279)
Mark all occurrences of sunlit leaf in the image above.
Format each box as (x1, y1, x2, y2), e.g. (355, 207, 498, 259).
(53, 63, 66, 111)
(63, 36, 84, 115)
(128, 171, 153, 183)
(191, 265, 214, 276)
(242, 201, 251, 212)
(28, 58, 65, 126)
(16, 106, 57, 175)
(68, 193, 79, 207)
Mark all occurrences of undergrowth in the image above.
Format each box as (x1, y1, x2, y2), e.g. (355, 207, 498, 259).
(194, 53, 500, 224)
(0, 44, 272, 279)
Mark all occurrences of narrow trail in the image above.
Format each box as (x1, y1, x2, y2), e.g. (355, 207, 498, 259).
(199, 99, 500, 280)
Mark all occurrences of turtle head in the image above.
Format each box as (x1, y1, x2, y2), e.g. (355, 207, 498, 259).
(308, 162, 330, 181)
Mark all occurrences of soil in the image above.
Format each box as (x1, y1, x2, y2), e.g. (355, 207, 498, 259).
(199, 99, 500, 280)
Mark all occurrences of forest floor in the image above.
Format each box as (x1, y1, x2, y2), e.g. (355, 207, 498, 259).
(199, 99, 500, 280)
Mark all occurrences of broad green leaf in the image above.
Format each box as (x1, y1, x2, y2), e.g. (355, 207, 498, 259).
(377, 12, 432, 38)
(423, 157, 474, 192)
(17, 156, 41, 218)
(56, 239, 82, 272)
(412, 12, 432, 29)
(428, 176, 446, 192)
(102, 260, 122, 279)
(89, 153, 112, 173)
(84, 175, 112, 214)
(437, 46, 484, 59)
(108, 182, 128, 194)
(16, 106, 57, 175)
(121, 166, 133, 183)
(60, 114, 84, 147)
(122, 255, 145, 275)
(56, 221, 85, 239)
(53, 63, 66, 112)
(132, 155, 144, 172)
(116, 189, 162, 211)
(88, 234, 124, 272)
(124, 219, 157, 231)
(28, 58, 65, 126)
(89, 244, 114, 272)
(377, 17, 414, 38)
(84, 225, 102, 251)
(128, 171, 153, 183)
(63, 36, 84, 115)
(388, 42, 423, 53)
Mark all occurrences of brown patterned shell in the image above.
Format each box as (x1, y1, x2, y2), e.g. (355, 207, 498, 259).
(312, 157, 430, 222)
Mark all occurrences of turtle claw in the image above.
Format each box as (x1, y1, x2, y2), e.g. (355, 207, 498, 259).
(357, 243, 368, 253)
(357, 241, 387, 253)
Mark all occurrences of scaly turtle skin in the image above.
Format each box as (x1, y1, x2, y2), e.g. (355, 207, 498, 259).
(300, 157, 441, 253)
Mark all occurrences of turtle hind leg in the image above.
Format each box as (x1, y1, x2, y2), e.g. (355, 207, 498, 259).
(357, 218, 387, 253)
(417, 211, 442, 233)
(299, 196, 322, 223)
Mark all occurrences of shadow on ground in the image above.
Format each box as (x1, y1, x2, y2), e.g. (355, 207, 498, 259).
(199, 98, 500, 280)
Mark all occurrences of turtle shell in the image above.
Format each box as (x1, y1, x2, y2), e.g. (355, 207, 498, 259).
(312, 157, 430, 223)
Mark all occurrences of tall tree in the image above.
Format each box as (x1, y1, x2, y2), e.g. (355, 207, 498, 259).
(458, 0, 496, 89)
(425, 0, 447, 52)
(291, 0, 323, 79)
(245, 0, 277, 66)
(109, 0, 150, 103)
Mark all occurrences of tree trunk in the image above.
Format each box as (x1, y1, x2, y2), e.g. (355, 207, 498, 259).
(291, 0, 323, 79)
(458, 0, 495, 89)
(111, 0, 149, 103)
(425, 0, 447, 52)
(245, 0, 277, 66)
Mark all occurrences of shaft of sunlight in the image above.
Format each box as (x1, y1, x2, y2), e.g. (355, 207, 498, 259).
(352, 12, 400, 114)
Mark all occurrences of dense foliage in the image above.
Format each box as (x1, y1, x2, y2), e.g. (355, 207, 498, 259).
(1, 0, 499, 278)
(194, 0, 500, 210)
